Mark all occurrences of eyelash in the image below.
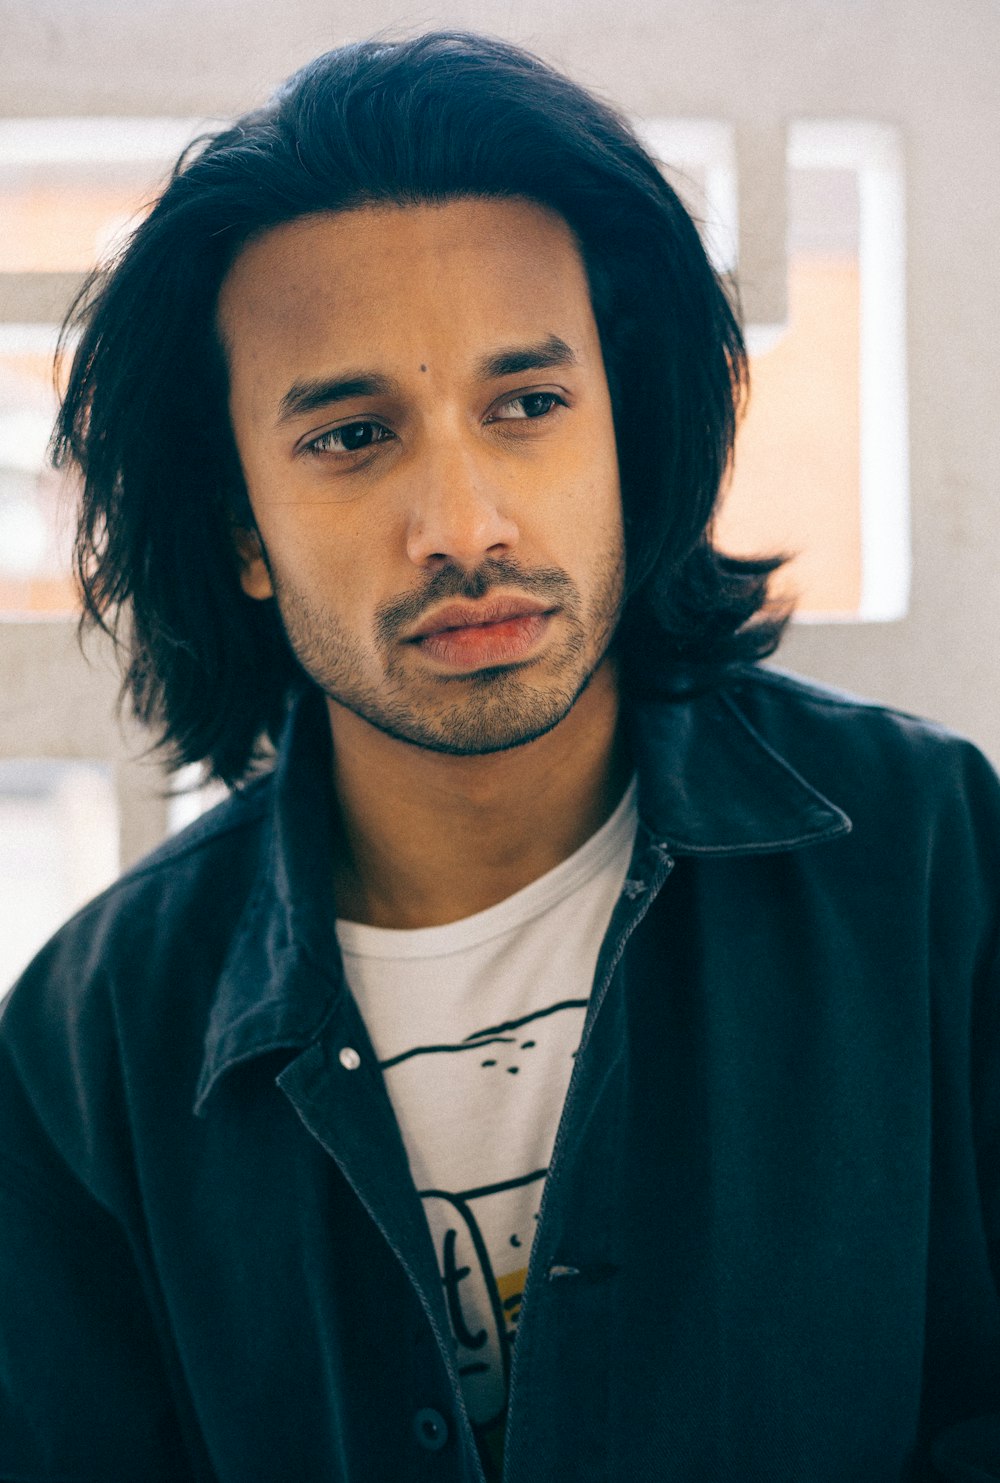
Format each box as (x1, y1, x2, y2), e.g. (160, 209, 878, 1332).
(302, 391, 567, 458)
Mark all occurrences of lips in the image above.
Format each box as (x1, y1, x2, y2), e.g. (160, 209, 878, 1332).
(406, 596, 554, 641)
(411, 610, 555, 670)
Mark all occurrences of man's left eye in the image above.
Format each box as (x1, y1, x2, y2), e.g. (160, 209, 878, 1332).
(493, 392, 565, 421)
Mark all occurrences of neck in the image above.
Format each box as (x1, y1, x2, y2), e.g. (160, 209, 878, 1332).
(325, 656, 632, 929)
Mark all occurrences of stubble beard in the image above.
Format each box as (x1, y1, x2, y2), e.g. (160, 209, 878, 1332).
(266, 543, 626, 757)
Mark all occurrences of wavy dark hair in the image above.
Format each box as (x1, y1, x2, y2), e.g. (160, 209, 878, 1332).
(53, 28, 790, 790)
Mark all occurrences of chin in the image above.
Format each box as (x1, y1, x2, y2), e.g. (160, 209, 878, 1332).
(383, 664, 600, 756)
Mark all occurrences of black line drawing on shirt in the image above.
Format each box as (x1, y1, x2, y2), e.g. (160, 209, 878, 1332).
(385, 1001, 588, 1426)
(378, 998, 589, 1071)
(419, 1170, 546, 1427)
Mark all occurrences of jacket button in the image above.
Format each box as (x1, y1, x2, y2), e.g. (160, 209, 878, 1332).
(338, 1046, 361, 1070)
(413, 1407, 449, 1451)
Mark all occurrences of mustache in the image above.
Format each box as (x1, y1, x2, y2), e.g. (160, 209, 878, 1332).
(374, 559, 579, 646)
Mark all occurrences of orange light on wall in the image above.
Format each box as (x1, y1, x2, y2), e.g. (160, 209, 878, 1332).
(0, 184, 151, 272)
(718, 253, 862, 618)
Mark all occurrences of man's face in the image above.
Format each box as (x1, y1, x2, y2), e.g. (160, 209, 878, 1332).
(217, 196, 625, 755)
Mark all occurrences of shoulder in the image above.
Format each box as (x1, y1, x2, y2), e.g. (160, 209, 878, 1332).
(0, 769, 274, 1041)
(0, 768, 277, 1199)
(63, 769, 269, 947)
(110, 768, 273, 894)
(723, 662, 1000, 855)
(726, 662, 992, 766)
(727, 661, 961, 732)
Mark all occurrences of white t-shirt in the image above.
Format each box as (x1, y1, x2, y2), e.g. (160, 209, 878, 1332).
(334, 775, 639, 1448)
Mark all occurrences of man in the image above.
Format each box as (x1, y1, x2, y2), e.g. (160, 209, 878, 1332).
(1, 29, 998, 1483)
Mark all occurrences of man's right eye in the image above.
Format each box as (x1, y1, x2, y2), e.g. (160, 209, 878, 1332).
(305, 421, 395, 455)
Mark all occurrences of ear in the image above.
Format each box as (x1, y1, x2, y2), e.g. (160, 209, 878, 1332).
(232, 525, 274, 601)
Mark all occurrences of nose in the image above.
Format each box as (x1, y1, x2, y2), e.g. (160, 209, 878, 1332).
(404, 442, 520, 570)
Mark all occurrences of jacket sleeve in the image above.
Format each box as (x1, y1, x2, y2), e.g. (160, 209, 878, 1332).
(929, 1255, 1000, 1477)
(930, 853, 1000, 1483)
(0, 1161, 195, 1482)
(933, 1416, 1000, 1483)
(0, 965, 198, 1483)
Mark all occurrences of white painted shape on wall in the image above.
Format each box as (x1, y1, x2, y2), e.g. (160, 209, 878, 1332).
(633, 117, 739, 276)
(0, 117, 207, 164)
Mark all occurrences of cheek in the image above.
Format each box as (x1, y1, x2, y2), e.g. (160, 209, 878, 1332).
(262, 508, 388, 627)
(574, 478, 625, 607)
(555, 408, 620, 508)
(559, 449, 623, 554)
(587, 426, 624, 538)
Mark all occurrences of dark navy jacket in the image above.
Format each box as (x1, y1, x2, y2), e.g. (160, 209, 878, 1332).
(2, 665, 1000, 1483)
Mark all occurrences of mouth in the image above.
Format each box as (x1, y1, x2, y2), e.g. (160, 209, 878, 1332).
(407, 608, 559, 671)
(405, 596, 557, 642)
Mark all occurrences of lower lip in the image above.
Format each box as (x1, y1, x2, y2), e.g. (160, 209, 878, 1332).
(412, 613, 554, 669)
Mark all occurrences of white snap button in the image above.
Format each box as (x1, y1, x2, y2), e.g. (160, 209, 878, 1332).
(339, 1046, 361, 1070)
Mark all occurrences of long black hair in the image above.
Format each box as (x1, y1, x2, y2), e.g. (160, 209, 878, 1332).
(53, 28, 790, 790)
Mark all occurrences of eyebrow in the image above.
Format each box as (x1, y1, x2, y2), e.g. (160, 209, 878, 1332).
(276, 333, 580, 425)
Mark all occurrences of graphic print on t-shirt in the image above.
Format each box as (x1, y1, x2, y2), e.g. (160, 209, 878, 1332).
(379, 1000, 587, 1427)
(334, 774, 639, 1459)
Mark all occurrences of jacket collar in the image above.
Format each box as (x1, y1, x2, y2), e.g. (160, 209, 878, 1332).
(625, 681, 851, 854)
(194, 675, 850, 1114)
(194, 688, 341, 1116)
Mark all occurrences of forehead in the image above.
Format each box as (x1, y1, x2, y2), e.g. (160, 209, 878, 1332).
(216, 197, 597, 376)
